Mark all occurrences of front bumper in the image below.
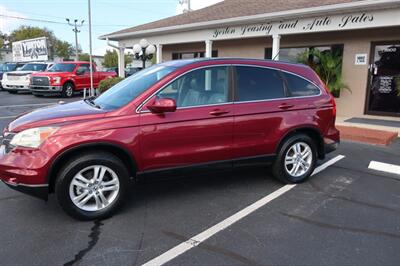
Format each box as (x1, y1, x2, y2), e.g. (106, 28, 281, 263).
(2, 180, 48, 200)
(30, 85, 62, 93)
(2, 81, 30, 92)
(0, 143, 51, 200)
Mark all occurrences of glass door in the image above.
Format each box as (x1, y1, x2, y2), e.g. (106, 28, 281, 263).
(366, 42, 400, 117)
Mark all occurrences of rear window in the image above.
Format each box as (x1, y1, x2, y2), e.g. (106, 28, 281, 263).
(235, 66, 285, 102)
(283, 72, 320, 97)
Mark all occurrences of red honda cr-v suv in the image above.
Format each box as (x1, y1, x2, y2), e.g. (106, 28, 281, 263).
(0, 59, 339, 220)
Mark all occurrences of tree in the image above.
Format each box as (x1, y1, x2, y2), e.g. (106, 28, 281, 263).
(54, 40, 74, 60)
(78, 53, 90, 62)
(103, 49, 132, 68)
(9, 26, 74, 60)
(298, 49, 349, 96)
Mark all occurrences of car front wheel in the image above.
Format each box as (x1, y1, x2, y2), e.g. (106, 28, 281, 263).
(55, 152, 129, 220)
(61, 82, 74, 98)
(272, 134, 317, 184)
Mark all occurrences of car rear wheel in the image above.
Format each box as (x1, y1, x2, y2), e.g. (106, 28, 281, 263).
(55, 152, 129, 220)
(61, 82, 74, 98)
(272, 134, 317, 184)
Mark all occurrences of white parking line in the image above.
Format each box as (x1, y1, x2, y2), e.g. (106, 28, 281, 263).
(142, 155, 346, 266)
(368, 161, 400, 176)
(0, 115, 17, 120)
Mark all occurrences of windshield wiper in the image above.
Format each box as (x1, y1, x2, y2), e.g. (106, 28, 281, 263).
(84, 97, 101, 109)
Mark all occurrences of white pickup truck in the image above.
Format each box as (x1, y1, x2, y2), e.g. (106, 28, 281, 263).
(1, 62, 53, 94)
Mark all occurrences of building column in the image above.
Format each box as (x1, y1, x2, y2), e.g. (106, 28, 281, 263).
(156, 44, 163, 64)
(117, 46, 125, 78)
(205, 40, 213, 58)
(272, 34, 281, 60)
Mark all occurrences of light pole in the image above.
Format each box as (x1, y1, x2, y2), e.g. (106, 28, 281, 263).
(87, 0, 94, 96)
(66, 18, 84, 61)
(133, 39, 156, 69)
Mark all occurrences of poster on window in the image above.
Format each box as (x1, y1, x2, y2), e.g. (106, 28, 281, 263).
(12, 37, 49, 62)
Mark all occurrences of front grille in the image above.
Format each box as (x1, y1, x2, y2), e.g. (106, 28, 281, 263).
(31, 86, 49, 91)
(31, 76, 50, 86)
(0, 132, 16, 154)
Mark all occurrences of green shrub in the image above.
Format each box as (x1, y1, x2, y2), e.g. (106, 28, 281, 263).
(98, 77, 124, 94)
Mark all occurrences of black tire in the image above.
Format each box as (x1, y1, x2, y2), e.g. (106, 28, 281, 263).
(61, 82, 74, 98)
(55, 152, 130, 220)
(8, 91, 17, 94)
(272, 134, 317, 184)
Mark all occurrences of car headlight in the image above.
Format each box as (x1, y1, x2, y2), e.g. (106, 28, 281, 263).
(25, 74, 31, 81)
(10, 127, 59, 149)
(52, 77, 61, 84)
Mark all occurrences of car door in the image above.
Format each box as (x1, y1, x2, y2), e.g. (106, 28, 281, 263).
(139, 65, 234, 172)
(232, 65, 289, 160)
(75, 64, 91, 89)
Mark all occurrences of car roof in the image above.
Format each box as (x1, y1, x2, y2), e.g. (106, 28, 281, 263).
(159, 58, 309, 69)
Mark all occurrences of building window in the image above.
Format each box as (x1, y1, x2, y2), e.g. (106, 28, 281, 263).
(172, 50, 218, 60)
(265, 45, 343, 63)
(235, 66, 285, 102)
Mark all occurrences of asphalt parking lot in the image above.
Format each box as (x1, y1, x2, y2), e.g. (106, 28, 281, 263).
(0, 90, 399, 266)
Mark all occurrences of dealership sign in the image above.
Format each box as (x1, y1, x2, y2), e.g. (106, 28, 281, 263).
(12, 37, 49, 62)
(212, 9, 400, 39)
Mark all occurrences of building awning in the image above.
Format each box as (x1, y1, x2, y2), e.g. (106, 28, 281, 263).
(100, 0, 400, 41)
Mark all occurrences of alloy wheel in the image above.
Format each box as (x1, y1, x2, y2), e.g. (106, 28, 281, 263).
(69, 165, 120, 212)
(284, 142, 313, 177)
(66, 85, 73, 97)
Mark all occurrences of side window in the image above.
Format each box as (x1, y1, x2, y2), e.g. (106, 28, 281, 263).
(283, 72, 320, 97)
(77, 64, 90, 74)
(235, 66, 285, 102)
(157, 66, 229, 108)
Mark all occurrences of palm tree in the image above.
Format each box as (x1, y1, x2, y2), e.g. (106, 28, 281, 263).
(298, 48, 349, 97)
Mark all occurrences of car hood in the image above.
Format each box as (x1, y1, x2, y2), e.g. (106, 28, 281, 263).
(31, 71, 71, 77)
(6, 70, 37, 75)
(8, 100, 107, 132)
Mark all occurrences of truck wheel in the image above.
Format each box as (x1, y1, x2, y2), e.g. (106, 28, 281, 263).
(272, 134, 317, 184)
(61, 82, 74, 98)
(55, 152, 130, 220)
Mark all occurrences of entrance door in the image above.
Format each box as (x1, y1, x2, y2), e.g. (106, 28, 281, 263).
(366, 42, 400, 117)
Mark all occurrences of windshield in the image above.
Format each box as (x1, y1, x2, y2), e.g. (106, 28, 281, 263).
(3, 63, 17, 72)
(48, 63, 76, 72)
(20, 63, 47, 71)
(94, 65, 176, 110)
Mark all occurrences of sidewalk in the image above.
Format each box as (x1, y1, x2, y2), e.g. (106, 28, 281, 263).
(336, 115, 399, 145)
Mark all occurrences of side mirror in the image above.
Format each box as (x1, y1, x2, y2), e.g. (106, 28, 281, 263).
(148, 98, 177, 114)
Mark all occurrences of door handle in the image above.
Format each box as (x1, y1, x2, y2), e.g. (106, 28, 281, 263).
(278, 104, 294, 110)
(209, 109, 230, 116)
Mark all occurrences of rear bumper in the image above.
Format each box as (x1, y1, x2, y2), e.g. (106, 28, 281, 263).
(324, 141, 339, 154)
(2, 180, 48, 200)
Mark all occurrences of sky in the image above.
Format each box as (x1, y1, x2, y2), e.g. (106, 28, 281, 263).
(0, 0, 223, 55)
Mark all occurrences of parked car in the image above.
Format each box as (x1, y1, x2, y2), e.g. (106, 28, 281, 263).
(125, 67, 142, 77)
(0, 62, 26, 91)
(1, 62, 53, 94)
(30, 62, 117, 97)
(105, 67, 118, 74)
(0, 58, 339, 220)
